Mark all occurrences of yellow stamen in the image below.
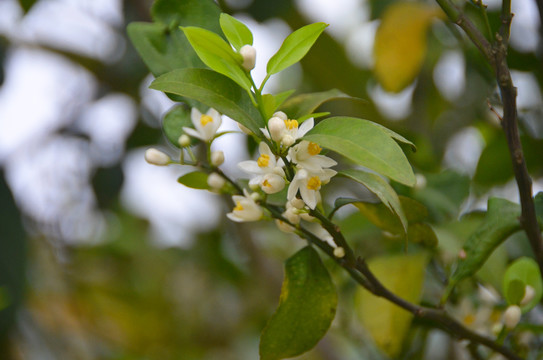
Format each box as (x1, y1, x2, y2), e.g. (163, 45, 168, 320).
(257, 154, 270, 167)
(463, 314, 475, 326)
(306, 176, 321, 191)
(284, 119, 298, 130)
(200, 114, 213, 126)
(263, 179, 272, 187)
(307, 142, 322, 156)
(234, 201, 244, 211)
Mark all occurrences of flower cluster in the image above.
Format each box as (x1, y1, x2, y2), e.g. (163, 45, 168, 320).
(145, 106, 339, 251)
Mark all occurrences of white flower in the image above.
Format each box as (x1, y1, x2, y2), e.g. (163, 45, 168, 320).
(144, 148, 170, 166)
(240, 45, 256, 71)
(238, 142, 285, 194)
(288, 140, 337, 172)
(183, 108, 222, 142)
(260, 117, 314, 147)
(287, 168, 336, 209)
(207, 172, 225, 190)
(226, 189, 263, 222)
(211, 150, 225, 166)
(504, 305, 521, 329)
(260, 173, 285, 194)
(275, 219, 295, 233)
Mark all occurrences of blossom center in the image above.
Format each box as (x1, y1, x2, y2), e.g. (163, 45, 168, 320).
(234, 201, 244, 211)
(262, 179, 272, 188)
(257, 154, 270, 167)
(463, 314, 475, 326)
(284, 119, 298, 130)
(306, 176, 321, 190)
(307, 142, 322, 156)
(200, 114, 213, 126)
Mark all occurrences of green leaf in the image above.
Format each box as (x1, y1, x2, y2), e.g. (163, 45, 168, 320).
(261, 90, 296, 120)
(356, 253, 428, 357)
(267, 22, 328, 75)
(340, 169, 407, 232)
(162, 105, 197, 148)
(181, 26, 252, 91)
(407, 222, 438, 247)
(219, 13, 253, 51)
(280, 89, 359, 120)
(151, 0, 222, 31)
(303, 117, 415, 186)
(177, 171, 209, 189)
(370, 123, 417, 152)
(260, 246, 337, 360)
(127, 22, 202, 78)
(150, 68, 264, 135)
(443, 198, 522, 301)
(535, 192, 543, 226)
(503, 257, 543, 313)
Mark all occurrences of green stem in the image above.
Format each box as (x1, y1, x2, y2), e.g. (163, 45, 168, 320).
(475, 0, 493, 41)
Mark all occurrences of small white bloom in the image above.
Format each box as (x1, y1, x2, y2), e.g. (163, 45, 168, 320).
(276, 219, 295, 233)
(283, 206, 301, 225)
(289, 198, 305, 210)
(178, 134, 191, 147)
(504, 305, 521, 329)
(268, 116, 286, 142)
(288, 140, 337, 172)
(260, 173, 285, 194)
(260, 117, 314, 147)
(183, 108, 222, 142)
(207, 172, 225, 190)
(227, 189, 263, 222)
(334, 247, 345, 258)
(287, 168, 336, 209)
(211, 150, 225, 166)
(273, 111, 288, 120)
(144, 148, 170, 166)
(520, 285, 536, 306)
(240, 45, 256, 71)
(238, 142, 285, 194)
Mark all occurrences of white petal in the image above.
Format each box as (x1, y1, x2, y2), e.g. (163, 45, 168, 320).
(227, 213, 244, 222)
(182, 127, 204, 140)
(191, 108, 204, 133)
(300, 186, 317, 209)
(297, 118, 314, 138)
(260, 128, 271, 139)
(238, 161, 264, 174)
(287, 180, 300, 201)
(314, 155, 337, 167)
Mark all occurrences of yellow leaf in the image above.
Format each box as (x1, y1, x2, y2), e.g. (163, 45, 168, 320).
(374, 2, 444, 93)
(355, 253, 428, 357)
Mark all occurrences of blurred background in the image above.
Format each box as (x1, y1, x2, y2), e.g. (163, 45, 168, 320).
(0, 0, 542, 359)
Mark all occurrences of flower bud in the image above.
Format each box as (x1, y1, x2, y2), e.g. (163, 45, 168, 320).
(283, 207, 300, 225)
(207, 172, 225, 190)
(240, 45, 256, 71)
(268, 116, 286, 142)
(520, 285, 536, 306)
(276, 219, 295, 233)
(178, 134, 191, 147)
(211, 150, 225, 166)
(289, 198, 305, 210)
(249, 182, 260, 191)
(144, 148, 170, 166)
(333, 247, 345, 258)
(250, 192, 261, 201)
(504, 305, 521, 329)
(281, 134, 295, 147)
(273, 111, 288, 120)
(260, 173, 285, 194)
